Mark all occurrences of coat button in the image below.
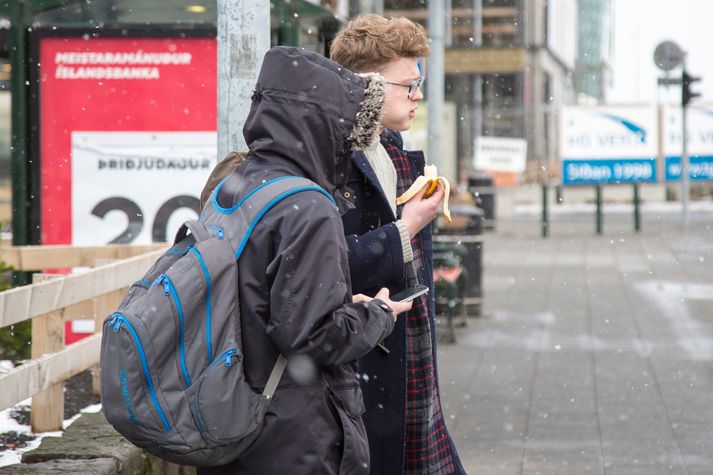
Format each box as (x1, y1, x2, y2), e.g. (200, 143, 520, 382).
(343, 191, 351, 199)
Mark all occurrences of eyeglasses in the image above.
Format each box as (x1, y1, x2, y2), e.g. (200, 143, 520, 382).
(385, 77, 424, 99)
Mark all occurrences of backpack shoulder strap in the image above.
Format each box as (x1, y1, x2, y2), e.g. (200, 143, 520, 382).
(234, 176, 336, 258)
(207, 175, 336, 259)
(208, 176, 334, 397)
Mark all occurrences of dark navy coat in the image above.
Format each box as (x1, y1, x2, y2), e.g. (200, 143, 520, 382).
(342, 130, 445, 474)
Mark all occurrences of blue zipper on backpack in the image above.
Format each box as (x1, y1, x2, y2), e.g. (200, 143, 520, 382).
(110, 313, 172, 432)
(207, 225, 224, 239)
(210, 348, 238, 369)
(158, 274, 192, 387)
(188, 247, 213, 364)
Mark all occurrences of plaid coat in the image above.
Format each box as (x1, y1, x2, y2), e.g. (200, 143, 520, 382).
(342, 130, 465, 474)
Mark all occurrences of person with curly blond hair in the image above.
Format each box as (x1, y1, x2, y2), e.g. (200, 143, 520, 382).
(331, 14, 467, 475)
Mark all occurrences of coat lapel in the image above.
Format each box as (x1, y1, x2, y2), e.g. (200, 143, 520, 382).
(351, 150, 397, 221)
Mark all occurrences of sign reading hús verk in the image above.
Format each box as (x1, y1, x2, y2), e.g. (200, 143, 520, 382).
(559, 106, 658, 186)
(663, 105, 713, 181)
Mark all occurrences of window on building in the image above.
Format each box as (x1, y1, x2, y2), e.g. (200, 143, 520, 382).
(482, 73, 524, 138)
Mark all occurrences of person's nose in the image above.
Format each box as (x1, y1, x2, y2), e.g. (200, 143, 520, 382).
(411, 86, 424, 102)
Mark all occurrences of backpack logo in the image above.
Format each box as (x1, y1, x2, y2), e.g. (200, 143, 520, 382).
(119, 369, 140, 426)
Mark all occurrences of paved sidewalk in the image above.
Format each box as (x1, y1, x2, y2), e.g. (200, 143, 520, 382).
(437, 209, 713, 474)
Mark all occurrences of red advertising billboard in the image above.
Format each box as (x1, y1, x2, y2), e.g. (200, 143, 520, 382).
(36, 32, 217, 343)
(38, 34, 217, 246)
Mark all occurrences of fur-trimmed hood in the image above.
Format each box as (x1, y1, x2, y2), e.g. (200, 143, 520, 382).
(243, 46, 384, 210)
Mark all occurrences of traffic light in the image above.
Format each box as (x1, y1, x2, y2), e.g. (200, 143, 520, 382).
(682, 69, 701, 106)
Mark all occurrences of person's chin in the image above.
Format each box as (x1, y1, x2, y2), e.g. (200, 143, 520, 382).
(383, 119, 413, 132)
(391, 120, 413, 132)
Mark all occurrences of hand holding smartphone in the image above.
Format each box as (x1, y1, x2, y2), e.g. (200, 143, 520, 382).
(390, 284, 429, 302)
(373, 285, 428, 355)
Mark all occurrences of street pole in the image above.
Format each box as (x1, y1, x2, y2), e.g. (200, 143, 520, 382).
(473, 0, 482, 147)
(681, 58, 690, 229)
(374, 0, 383, 15)
(9, 1, 30, 246)
(427, 0, 445, 170)
(217, 0, 270, 158)
(541, 182, 549, 238)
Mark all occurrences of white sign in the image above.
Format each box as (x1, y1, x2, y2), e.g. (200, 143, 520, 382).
(72, 131, 217, 245)
(560, 106, 658, 158)
(560, 106, 658, 185)
(473, 136, 527, 172)
(663, 105, 713, 181)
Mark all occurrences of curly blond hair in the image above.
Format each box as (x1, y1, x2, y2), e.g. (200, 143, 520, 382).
(330, 15, 430, 73)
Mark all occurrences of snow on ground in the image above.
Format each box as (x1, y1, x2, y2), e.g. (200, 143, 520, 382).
(0, 359, 103, 467)
(0, 401, 103, 467)
(0, 399, 57, 468)
(0, 402, 29, 434)
(0, 361, 12, 374)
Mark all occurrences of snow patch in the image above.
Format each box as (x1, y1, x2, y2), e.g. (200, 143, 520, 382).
(0, 400, 104, 468)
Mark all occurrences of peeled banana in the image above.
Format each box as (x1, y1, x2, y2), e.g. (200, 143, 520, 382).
(396, 164, 451, 223)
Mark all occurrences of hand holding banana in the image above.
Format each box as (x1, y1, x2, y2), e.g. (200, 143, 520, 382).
(396, 165, 451, 223)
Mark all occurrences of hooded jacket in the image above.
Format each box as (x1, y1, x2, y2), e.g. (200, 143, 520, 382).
(197, 47, 392, 475)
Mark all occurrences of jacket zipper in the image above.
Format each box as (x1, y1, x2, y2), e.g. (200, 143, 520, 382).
(188, 247, 213, 364)
(110, 313, 172, 432)
(158, 274, 192, 387)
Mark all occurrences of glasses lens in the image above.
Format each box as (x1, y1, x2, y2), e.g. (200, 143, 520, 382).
(408, 77, 424, 98)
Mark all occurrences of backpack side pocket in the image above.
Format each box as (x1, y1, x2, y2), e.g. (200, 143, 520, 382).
(186, 348, 267, 445)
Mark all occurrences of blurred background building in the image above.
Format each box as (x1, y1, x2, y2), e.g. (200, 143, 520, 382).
(575, 0, 612, 103)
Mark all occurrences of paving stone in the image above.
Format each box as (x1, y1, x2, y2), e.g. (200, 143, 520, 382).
(521, 458, 603, 475)
(20, 412, 146, 475)
(0, 458, 118, 474)
(601, 438, 684, 467)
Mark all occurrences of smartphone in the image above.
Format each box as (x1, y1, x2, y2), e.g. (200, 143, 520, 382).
(391, 284, 429, 303)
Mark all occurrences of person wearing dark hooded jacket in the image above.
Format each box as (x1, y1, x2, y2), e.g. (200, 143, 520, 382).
(196, 47, 412, 475)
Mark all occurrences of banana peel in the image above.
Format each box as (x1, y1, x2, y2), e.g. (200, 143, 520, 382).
(396, 164, 452, 223)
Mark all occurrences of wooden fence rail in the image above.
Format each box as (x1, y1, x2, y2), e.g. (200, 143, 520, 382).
(0, 244, 166, 432)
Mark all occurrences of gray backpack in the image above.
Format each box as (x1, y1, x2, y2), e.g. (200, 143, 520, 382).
(100, 175, 336, 467)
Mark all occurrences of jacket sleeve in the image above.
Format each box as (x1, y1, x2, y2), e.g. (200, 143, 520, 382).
(345, 223, 406, 294)
(266, 197, 395, 367)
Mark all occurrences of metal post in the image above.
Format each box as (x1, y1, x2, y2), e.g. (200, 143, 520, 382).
(473, 0, 482, 44)
(217, 0, 270, 158)
(633, 183, 640, 232)
(595, 185, 603, 235)
(427, 0, 444, 171)
(472, 0, 482, 147)
(445, 0, 452, 48)
(541, 182, 549, 238)
(374, 0, 383, 15)
(9, 1, 30, 246)
(681, 58, 690, 229)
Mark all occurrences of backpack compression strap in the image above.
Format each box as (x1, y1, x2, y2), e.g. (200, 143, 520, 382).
(263, 355, 287, 399)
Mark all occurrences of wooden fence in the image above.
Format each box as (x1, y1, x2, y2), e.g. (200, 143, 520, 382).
(0, 244, 166, 432)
